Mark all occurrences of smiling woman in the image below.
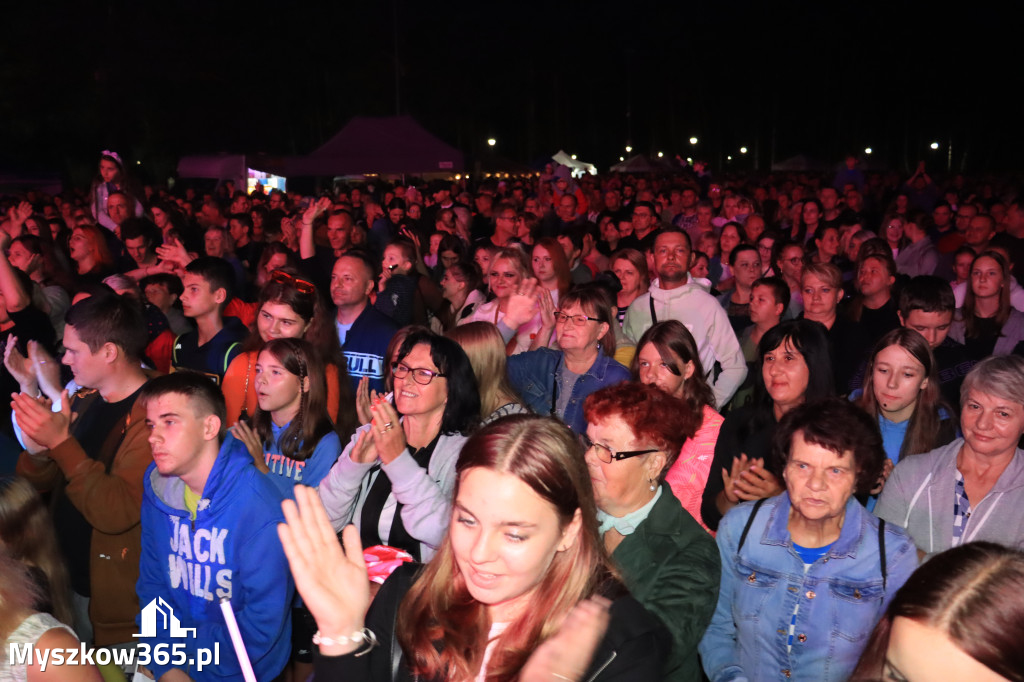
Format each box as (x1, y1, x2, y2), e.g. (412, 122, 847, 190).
(876, 355, 1024, 557)
(318, 330, 479, 562)
(280, 415, 670, 682)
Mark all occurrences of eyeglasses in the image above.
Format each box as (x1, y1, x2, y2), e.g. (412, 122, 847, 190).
(391, 362, 446, 385)
(580, 434, 659, 463)
(553, 311, 600, 326)
(270, 270, 316, 295)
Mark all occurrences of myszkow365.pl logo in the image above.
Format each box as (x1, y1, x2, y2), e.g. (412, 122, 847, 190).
(132, 597, 221, 671)
(8, 598, 220, 674)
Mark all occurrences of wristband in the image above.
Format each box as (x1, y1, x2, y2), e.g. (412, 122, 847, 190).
(312, 627, 378, 657)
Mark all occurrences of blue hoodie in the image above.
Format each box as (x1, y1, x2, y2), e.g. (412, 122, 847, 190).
(137, 437, 293, 682)
(252, 422, 342, 499)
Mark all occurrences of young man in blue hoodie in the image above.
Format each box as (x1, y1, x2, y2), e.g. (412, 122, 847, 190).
(136, 373, 293, 682)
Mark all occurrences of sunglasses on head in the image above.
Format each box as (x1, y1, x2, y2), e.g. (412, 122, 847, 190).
(270, 270, 316, 295)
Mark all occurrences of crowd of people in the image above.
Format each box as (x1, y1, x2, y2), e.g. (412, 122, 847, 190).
(2, 150, 1024, 681)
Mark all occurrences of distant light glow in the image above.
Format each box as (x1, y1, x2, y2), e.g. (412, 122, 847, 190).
(657, 151, 664, 158)
(487, 138, 496, 147)
(571, 154, 577, 160)
(619, 156, 624, 161)
(930, 141, 939, 150)
(454, 174, 461, 180)
(136, 160, 141, 165)
(689, 137, 698, 145)
(727, 155, 733, 161)
(686, 157, 693, 164)
(625, 145, 633, 153)
(739, 147, 748, 154)
(865, 147, 873, 154)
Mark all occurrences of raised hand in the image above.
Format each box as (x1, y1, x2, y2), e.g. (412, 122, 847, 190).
(28, 341, 63, 402)
(4, 336, 37, 394)
(229, 420, 265, 469)
(368, 398, 406, 464)
(871, 458, 895, 496)
(12, 389, 72, 452)
(520, 596, 611, 682)
(502, 277, 541, 329)
(734, 457, 784, 501)
(278, 486, 370, 654)
(721, 453, 753, 505)
(355, 377, 373, 425)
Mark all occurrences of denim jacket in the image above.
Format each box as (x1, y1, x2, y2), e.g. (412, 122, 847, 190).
(507, 347, 630, 434)
(698, 494, 917, 682)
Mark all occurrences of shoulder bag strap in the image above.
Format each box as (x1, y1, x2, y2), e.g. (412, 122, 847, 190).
(648, 294, 658, 325)
(737, 497, 767, 553)
(878, 518, 887, 591)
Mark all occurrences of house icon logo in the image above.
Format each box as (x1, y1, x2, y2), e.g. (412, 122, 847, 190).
(134, 597, 197, 638)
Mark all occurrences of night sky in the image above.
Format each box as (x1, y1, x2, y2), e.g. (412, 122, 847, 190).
(3, 1, 1022, 186)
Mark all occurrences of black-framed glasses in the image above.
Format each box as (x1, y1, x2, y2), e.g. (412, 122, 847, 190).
(391, 362, 446, 385)
(579, 433, 659, 463)
(553, 311, 600, 326)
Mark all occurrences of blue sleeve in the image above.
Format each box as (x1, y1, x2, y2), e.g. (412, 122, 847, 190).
(297, 432, 343, 491)
(192, 486, 293, 681)
(698, 508, 749, 682)
(136, 489, 189, 680)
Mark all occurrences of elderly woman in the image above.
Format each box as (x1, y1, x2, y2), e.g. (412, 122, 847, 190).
(699, 398, 917, 682)
(876, 355, 1024, 557)
(583, 382, 720, 681)
(319, 330, 479, 562)
(506, 286, 630, 435)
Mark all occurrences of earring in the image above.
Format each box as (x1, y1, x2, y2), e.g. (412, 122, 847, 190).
(649, 479, 656, 492)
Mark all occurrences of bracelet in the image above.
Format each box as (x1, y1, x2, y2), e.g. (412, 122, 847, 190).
(312, 628, 379, 657)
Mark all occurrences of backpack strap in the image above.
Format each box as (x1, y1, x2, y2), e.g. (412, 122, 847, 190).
(648, 294, 658, 325)
(737, 498, 767, 553)
(878, 518, 887, 591)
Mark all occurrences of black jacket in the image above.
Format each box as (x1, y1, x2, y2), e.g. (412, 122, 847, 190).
(313, 563, 670, 681)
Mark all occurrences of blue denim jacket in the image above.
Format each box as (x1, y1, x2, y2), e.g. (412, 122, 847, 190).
(507, 347, 630, 434)
(698, 494, 917, 682)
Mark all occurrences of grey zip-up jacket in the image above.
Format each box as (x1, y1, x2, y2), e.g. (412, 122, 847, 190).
(875, 438, 1024, 557)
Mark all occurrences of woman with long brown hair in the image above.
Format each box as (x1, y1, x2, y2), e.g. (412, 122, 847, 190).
(949, 250, 1024, 361)
(221, 268, 356, 441)
(281, 415, 670, 681)
(857, 328, 957, 510)
(532, 237, 572, 305)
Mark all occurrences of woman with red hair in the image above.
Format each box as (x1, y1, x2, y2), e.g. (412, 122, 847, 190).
(583, 382, 720, 681)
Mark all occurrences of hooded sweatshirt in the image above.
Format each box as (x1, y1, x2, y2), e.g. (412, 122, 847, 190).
(875, 438, 1024, 557)
(623, 279, 747, 407)
(137, 437, 293, 682)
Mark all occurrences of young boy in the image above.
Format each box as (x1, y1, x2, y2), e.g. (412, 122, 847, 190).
(172, 257, 247, 383)
(136, 373, 293, 682)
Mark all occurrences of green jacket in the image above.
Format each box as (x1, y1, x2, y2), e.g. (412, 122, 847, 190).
(611, 483, 721, 682)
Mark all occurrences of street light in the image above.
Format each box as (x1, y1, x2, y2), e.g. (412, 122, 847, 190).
(739, 147, 748, 154)
(625, 145, 633, 153)
(689, 137, 698, 145)
(930, 142, 939, 150)
(487, 138, 496, 147)
(727, 155, 733, 161)
(619, 156, 624, 161)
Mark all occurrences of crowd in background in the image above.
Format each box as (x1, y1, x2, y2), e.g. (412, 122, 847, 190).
(2, 150, 1024, 682)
